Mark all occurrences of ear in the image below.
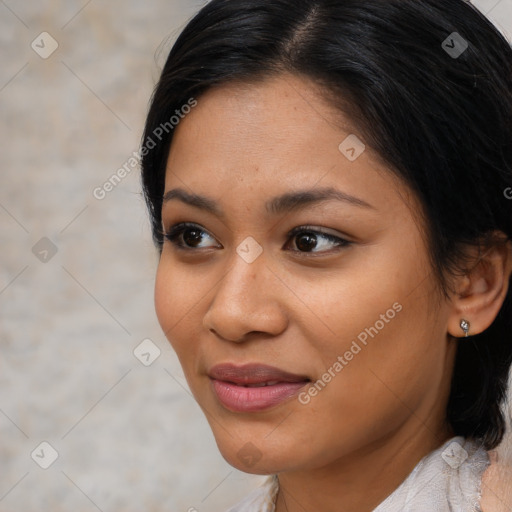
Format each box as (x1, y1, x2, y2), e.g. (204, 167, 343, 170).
(447, 236, 512, 339)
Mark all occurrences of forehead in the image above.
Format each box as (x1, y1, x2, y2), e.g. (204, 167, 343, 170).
(170, 74, 356, 161)
(164, 73, 418, 222)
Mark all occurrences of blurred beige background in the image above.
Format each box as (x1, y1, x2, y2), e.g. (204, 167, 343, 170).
(0, 1, 511, 511)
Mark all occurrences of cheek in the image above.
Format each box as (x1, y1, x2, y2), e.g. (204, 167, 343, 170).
(154, 257, 201, 359)
(314, 284, 446, 434)
(154, 260, 175, 335)
(297, 252, 422, 364)
(300, 250, 444, 410)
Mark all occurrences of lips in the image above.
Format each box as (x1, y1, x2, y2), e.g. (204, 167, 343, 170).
(208, 363, 310, 412)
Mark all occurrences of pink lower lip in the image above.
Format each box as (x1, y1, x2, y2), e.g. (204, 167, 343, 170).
(211, 379, 308, 412)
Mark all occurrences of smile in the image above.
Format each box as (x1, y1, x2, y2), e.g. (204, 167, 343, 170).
(208, 363, 310, 412)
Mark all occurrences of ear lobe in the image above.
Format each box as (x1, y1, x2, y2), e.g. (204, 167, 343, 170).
(448, 237, 512, 339)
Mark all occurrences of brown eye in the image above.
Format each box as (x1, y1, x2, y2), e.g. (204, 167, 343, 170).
(182, 227, 205, 247)
(164, 223, 220, 250)
(295, 232, 319, 252)
(287, 226, 351, 254)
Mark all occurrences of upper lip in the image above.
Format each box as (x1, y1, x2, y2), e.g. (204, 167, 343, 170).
(208, 363, 310, 385)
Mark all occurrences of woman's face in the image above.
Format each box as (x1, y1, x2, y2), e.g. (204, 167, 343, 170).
(155, 74, 457, 474)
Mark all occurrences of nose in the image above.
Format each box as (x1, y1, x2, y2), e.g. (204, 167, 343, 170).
(202, 251, 288, 343)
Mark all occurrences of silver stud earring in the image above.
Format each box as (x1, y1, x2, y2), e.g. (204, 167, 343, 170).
(460, 319, 470, 337)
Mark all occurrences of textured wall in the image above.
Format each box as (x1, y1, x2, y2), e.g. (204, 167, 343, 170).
(0, 1, 511, 511)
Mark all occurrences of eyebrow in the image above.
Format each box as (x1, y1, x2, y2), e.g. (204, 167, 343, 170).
(162, 186, 375, 218)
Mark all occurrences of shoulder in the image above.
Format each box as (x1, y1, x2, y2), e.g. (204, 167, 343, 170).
(225, 475, 278, 512)
(480, 451, 512, 512)
(375, 436, 489, 511)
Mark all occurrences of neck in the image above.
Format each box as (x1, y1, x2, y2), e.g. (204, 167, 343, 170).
(275, 421, 454, 512)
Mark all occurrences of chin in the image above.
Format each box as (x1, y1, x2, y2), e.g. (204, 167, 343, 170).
(212, 433, 305, 475)
(220, 446, 285, 475)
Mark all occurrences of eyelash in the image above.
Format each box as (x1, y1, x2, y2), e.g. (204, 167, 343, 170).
(163, 222, 351, 255)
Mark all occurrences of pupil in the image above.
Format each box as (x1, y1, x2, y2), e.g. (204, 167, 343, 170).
(184, 228, 203, 247)
(297, 232, 317, 252)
